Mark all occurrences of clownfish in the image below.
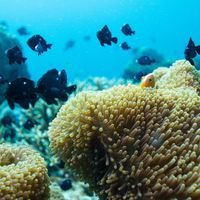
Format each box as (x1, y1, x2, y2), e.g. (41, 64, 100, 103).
(140, 73, 155, 88)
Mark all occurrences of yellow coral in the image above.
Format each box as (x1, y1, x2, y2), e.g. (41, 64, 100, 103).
(154, 60, 200, 93)
(49, 61, 200, 199)
(0, 144, 49, 200)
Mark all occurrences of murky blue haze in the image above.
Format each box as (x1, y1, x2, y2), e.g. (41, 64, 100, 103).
(0, 0, 199, 81)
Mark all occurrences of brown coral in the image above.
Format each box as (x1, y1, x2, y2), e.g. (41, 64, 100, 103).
(0, 144, 49, 200)
(49, 61, 200, 200)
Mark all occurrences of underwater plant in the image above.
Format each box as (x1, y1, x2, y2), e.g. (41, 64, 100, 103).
(49, 60, 200, 199)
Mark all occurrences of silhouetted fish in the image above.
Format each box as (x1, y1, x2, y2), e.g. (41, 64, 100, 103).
(64, 40, 75, 50)
(137, 56, 155, 65)
(97, 25, 118, 46)
(6, 46, 27, 65)
(184, 37, 200, 65)
(17, 26, 30, 36)
(120, 42, 131, 50)
(36, 69, 76, 105)
(121, 24, 135, 36)
(27, 34, 52, 55)
(23, 119, 35, 130)
(5, 78, 37, 109)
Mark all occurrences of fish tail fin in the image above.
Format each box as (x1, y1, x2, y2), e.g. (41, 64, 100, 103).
(67, 84, 77, 94)
(132, 31, 135, 35)
(188, 58, 195, 66)
(195, 45, 200, 54)
(47, 44, 52, 49)
(23, 57, 27, 63)
(112, 37, 118, 44)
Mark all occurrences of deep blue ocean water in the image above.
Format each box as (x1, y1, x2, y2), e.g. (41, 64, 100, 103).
(0, 0, 199, 82)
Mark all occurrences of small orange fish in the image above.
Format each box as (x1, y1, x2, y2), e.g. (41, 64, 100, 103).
(140, 73, 155, 88)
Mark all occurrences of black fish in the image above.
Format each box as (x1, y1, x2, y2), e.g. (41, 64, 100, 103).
(97, 25, 118, 46)
(65, 40, 75, 50)
(60, 179, 72, 191)
(6, 46, 27, 65)
(27, 34, 52, 55)
(137, 56, 156, 65)
(184, 37, 200, 65)
(23, 119, 35, 130)
(120, 42, 131, 50)
(121, 24, 135, 36)
(36, 69, 76, 105)
(17, 26, 30, 36)
(5, 78, 37, 109)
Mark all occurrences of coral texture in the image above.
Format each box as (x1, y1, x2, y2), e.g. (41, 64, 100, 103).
(0, 144, 49, 200)
(154, 60, 200, 93)
(49, 61, 200, 199)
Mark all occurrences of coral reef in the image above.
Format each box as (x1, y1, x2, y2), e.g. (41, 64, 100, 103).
(0, 26, 29, 104)
(75, 77, 130, 93)
(123, 47, 172, 81)
(49, 60, 200, 199)
(0, 143, 49, 199)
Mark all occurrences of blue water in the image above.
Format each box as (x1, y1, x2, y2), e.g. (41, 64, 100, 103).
(0, 0, 199, 81)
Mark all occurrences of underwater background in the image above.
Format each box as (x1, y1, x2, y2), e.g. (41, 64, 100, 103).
(0, 0, 200, 81)
(0, 0, 200, 200)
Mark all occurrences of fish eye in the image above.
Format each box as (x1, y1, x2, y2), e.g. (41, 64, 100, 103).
(149, 78, 152, 82)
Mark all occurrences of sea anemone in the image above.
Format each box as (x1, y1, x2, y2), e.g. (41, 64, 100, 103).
(0, 144, 49, 199)
(49, 60, 200, 199)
